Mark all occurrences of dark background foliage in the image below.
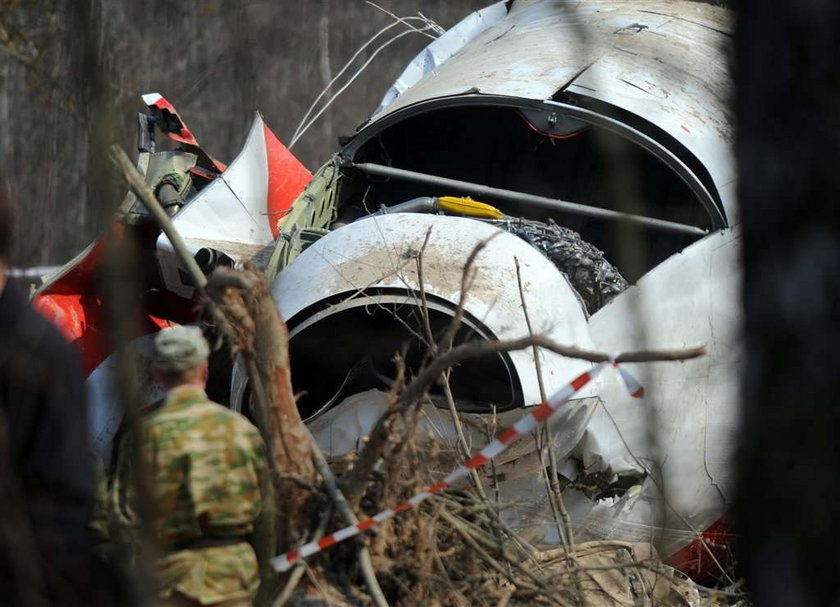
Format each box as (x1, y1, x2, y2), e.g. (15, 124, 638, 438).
(0, 0, 487, 267)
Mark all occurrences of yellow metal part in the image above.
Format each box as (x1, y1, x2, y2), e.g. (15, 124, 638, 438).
(437, 196, 505, 220)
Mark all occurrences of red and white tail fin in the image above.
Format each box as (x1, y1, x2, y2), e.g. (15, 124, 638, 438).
(35, 95, 312, 371)
(156, 112, 311, 298)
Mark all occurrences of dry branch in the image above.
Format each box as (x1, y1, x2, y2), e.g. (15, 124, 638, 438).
(109, 146, 208, 295)
(309, 440, 390, 607)
(111, 144, 316, 557)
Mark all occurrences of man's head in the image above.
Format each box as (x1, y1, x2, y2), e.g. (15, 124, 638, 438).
(151, 325, 211, 390)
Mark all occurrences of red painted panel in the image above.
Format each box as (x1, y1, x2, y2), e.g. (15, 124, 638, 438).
(665, 515, 736, 582)
(32, 293, 106, 376)
(146, 96, 199, 148)
(33, 230, 196, 377)
(32, 291, 181, 377)
(263, 123, 312, 238)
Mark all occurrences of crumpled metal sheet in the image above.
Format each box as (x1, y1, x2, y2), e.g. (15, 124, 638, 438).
(308, 388, 599, 466)
(494, 218, 629, 314)
(307, 387, 651, 550)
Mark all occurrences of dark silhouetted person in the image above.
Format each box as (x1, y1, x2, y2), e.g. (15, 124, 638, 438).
(0, 195, 112, 606)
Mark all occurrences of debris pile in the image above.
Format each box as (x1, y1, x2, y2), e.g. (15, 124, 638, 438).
(108, 157, 745, 605)
(277, 429, 739, 607)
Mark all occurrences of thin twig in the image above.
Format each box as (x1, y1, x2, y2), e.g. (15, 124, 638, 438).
(514, 257, 547, 403)
(547, 444, 578, 552)
(417, 232, 486, 500)
(496, 588, 515, 607)
(438, 234, 500, 351)
(274, 508, 332, 607)
(402, 336, 704, 411)
(415, 227, 436, 354)
(273, 562, 307, 607)
(309, 435, 390, 607)
(419, 235, 495, 503)
(534, 434, 569, 551)
(416, 242, 555, 571)
(304, 564, 332, 606)
(513, 258, 569, 548)
(514, 257, 581, 601)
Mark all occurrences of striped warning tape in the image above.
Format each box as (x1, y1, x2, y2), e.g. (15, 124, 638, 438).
(272, 359, 642, 572)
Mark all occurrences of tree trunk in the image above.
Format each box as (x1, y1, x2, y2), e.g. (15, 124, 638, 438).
(206, 268, 316, 553)
(736, 2, 840, 604)
(248, 274, 317, 548)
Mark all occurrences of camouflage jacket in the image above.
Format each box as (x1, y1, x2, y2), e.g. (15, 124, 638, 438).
(111, 385, 270, 604)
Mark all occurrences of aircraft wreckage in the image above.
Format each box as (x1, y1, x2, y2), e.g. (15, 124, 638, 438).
(33, 0, 737, 582)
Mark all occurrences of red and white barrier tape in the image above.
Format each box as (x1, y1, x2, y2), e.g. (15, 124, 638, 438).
(272, 359, 642, 572)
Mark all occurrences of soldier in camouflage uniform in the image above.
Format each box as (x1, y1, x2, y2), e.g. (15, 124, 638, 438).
(111, 326, 270, 607)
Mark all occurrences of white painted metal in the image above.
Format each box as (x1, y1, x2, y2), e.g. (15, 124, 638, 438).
(582, 228, 739, 555)
(84, 333, 165, 466)
(140, 92, 163, 106)
(156, 113, 272, 298)
(372, 0, 736, 221)
(269, 214, 596, 407)
(485, 229, 740, 554)
(371, 1, 509, 119)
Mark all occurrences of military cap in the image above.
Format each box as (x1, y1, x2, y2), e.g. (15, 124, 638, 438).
(153, 325, 210, 373)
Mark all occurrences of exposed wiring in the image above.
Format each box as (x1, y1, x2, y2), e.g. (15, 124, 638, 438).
(290, 13, 438, 147)
(291, 19, 412, 143)
(290, 26, 433, 149)
(366, 1, 445, 37)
